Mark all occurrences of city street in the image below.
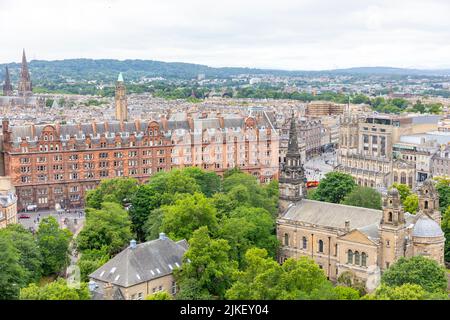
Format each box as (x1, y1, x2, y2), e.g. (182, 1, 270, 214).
(305, 150, 337, 181)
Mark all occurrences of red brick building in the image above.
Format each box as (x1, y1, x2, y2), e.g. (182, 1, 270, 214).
(2, 119, 172, 210)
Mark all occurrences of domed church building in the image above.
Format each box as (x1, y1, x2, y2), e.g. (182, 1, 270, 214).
(276, 113, 445, 286)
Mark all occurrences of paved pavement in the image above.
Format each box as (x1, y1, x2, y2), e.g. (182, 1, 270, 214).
(17, 208, 86, 234)
(305, 151, 337, 181)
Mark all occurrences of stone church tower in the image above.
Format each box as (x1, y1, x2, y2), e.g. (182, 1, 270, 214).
(279, 110, 306, 214)
(17, 49, 33, 96)
(3, 66, 13, 96)
(417, 179, 441, 224)
(379, 188, 408, 270)
(115, 73, 128, 122)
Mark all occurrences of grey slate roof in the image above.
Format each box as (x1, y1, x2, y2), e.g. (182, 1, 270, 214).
(89, 237, 188, 288)
(281, 199, 382, 230)
(412, 214, 444, 238)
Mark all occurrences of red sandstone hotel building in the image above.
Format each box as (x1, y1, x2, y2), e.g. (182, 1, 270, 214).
(0, 67, 279, 211)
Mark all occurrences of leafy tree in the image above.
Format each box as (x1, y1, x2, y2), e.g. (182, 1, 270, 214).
(341, 186, 382, 210)
(181, 167, 221, 197)
(0, 224, 42, 284)
(129, 184, 164, 241)
(0, 236, 26, 299)
(20, 278, 90, 300)
(442, 205, 450, 263)
(77, 247, 110, 282)
(332, 286, 360, 300)
(362, 283, 448, 300)
(403, 194, 419, 214)
(161, 193, 218, 241)
(337, 271, 367, 296)
(381, 256, 447, 293)
(175, 277, 212, 300)
(211, 193, 238, 220)
(37, 217, 72, 276)
(76, 202, 132, 255)
(145, 291, 173, 300)
(226, 248, 345, 300)
(86, 177, 139, 209)
(218, 206, 279, 265)
(390, 183, 411, 202)
(175, 227, 238, 299)
(434, 177, 450, 211)
(143, 208, 165, 241)
(310, 172, 356, 204)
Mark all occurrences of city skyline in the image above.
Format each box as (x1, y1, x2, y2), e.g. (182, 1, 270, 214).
(1, 0, 450, 70)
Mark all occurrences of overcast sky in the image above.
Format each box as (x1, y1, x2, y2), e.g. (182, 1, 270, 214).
(1, 0, 450, 70)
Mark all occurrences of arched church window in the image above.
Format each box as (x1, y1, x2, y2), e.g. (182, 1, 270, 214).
(354, 251, 360, 265)
(361, 252, 367, 267)
(318, 240, 324, 253)
(347, 250, 353, 264)
(302, 237, 307, 249)
(284, 233, 289, 246)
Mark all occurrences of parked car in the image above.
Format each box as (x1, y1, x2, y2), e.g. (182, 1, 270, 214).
(26, 204, 37, 211)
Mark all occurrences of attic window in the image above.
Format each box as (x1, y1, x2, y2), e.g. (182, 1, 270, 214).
(110, 267, 116, 273)
(99, 271, 105, 277)
(168, 264, 173, 270)
(150, 270, 155, 276)
(175, 262, 180, 268)
(156, 268, 161, 274)
(115, 275, 120, 281)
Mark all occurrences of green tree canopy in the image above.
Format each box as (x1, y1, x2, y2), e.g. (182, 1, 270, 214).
(362, 283, 448, 300)
(37, 217, 72, 276)
(145, 291, 173, 300)
(77, 247, 110, 282)
(341, 186, 382, 209)
(0, 224, 42, 284)
(381, 256, 447, 293)
(390, 183, 411, 202)
(86, 177, 139, 209)
(225, 248, 351, 300)
(441, 205, 450, 263)
(175, 226, 238, 299)
(0, 236, 26, 299)
(218, 206, 279, 265)
(20, 278, 90, 300)
(434, 177, 450, 211)
(403, 194, 419, 214)
(76, 202, 132, 255)
(310, 172, 357, 204)
(161, 193, 218, 241)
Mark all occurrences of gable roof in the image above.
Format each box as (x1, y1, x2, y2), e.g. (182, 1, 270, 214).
(89, 237, 187, 287)
(280, 199, 382, 230)
(339, 229, 378, 246)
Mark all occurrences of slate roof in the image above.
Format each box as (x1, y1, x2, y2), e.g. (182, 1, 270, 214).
(89, 236, 188, 288)
(281, 199, 382, 230)
(412, 214, 444, 238)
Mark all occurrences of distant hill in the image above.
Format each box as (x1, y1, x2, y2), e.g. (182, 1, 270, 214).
(1, 59, 450, 83)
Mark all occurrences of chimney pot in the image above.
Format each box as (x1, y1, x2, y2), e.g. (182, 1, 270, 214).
(130, 239, 137, 249)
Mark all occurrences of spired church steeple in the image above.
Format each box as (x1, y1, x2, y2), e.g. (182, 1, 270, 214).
(3, 66, 13, 96)
(279, 110, 306, 214)
(18, 49, 33, 96)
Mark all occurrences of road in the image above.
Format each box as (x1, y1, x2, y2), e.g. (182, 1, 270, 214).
(305, 151, 337, 181)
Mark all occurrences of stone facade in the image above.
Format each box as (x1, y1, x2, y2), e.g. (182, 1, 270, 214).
(2, 66, 13, 96)
(277, 115, 445, 288)
(0, 176, 17, 229)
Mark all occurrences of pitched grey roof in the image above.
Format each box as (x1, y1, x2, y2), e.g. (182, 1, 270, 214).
(89, 237, 187, 288)
(281, 199, 382, 230)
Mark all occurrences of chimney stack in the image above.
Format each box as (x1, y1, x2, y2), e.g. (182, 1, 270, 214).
(159, 232, 168, 240)
(130, 239, 137, 249)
